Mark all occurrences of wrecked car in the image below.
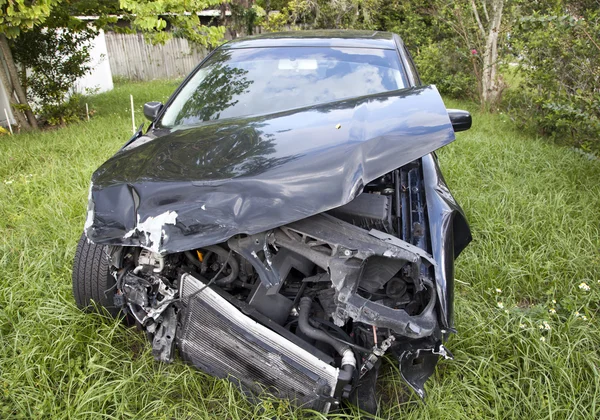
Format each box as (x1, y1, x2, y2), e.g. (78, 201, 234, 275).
(73, 30, 472, 413)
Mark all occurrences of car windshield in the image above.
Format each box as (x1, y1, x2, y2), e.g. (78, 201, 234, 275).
(160, 46, 407, 128)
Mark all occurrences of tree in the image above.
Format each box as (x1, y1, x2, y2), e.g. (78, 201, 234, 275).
(11, 16, 98, 126)
(0, 0, 62, 129)
(470, 0, 505, 106)
(120, 0, 226, 46)
(1, 0, 228, 131)
(418, 1, 506, 108)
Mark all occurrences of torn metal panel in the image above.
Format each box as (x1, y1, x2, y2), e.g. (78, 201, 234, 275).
(398, 342, 453, 399)
(265, 214, 438, 338)
(152, 306, 177, 363)
(85, 85, 455, 254)
(422, 153, 472, 328)
(123, 210, 178, 253)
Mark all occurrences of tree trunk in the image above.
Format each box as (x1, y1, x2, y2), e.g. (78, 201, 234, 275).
(0, 34, 38, 130)
(0, 48, 30, 130)
(481, 0, 504, 107)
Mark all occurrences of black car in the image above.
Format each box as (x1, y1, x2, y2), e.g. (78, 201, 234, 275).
(73, 30, 472, 413)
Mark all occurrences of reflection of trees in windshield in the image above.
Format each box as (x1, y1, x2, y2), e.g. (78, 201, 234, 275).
(163, 47, 407, 126)
(103, 119, 301, 182)
(172, 50, 253, 125)
(179, 121, 284, 179)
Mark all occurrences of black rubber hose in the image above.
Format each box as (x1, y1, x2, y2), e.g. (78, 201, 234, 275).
(298, 296, 356, 392)
(200, 251, 213, 274)
(184, 251, 203, 269)
(204, 246, 239, 286)
(312, 321, 372, 354)
(298, 297, 356, 388)
(184, 246, 239, 286)
(298, 297, 349, 355)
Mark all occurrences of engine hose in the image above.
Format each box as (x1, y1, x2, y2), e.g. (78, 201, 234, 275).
(184, 246, 239, 286)
(312, 321, 372, 354)
(200, 251, 213, 274)
(184, 251, 203, 270)
(298, 297, 356, 384)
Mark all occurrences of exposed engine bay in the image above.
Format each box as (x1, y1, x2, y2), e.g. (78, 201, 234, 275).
(105, 157, 459, 412)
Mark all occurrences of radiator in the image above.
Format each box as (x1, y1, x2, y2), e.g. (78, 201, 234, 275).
(177, 273, 339, 412)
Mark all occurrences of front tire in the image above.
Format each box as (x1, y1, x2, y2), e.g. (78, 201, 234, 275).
(72, 233, 120, 317)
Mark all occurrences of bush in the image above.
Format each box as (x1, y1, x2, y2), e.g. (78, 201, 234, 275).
(10, 20, 96, 127)
(38, 93, 89, 127)
(414, 40, 478, 100)
(505, 9, 600, 153)
(373, 1, 479, 100)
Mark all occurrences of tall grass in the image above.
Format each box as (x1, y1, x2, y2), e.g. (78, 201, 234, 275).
(1, 82, 599, 419)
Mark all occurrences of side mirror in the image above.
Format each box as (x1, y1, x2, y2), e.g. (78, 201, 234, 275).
(143, 101, 163, 122)
(447, 109, 472, 132)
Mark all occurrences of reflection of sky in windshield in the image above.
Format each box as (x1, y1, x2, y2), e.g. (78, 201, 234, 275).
(161, 47, 407, 127)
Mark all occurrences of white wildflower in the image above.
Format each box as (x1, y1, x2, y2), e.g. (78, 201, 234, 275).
(497, 302, 504, 309)
(579, 282, 590, 291)
(552, 299, 556, 304)
(540, 336, 546, 342)
(519, 324, 526, 329)
(543, 321, 551, 330)
(581, 315, 588, 321)
(549, 308, 556, 314)
(495, 288, 502, 294)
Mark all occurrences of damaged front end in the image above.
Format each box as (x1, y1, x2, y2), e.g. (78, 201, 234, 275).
(83, 86, 471, 413)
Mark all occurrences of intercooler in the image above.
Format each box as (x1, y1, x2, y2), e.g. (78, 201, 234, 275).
(177, 273, 340, 411)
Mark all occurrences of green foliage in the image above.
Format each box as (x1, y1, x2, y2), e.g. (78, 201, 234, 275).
(415, 40, 478, 100)
(505, 6, 600, 153)
(38, 93, 89, 126)
(256, 0, 291, 13)
(375, 1, 482, 100)
(0, 0, 59, 38)
(256, 0, 600, 151)
(10, 20, 96, 126)
(373, 0, 438, 49)
(261, 9, 289, 31)
(119, 0, 226, 46)
(230, 3, 266, 36)
(260, 0, 385, 31)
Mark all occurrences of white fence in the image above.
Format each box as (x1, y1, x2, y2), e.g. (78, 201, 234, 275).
(105, 32, 209, 81)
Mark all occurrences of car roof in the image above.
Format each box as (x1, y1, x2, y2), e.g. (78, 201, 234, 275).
(223, 30, 398, 50)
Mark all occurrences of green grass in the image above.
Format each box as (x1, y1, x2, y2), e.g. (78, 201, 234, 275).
(1, 81, 600, 419)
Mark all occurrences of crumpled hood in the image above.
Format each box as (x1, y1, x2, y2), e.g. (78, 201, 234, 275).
(86, 85, 455, 254)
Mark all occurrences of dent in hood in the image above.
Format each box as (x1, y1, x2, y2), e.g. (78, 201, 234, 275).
(86, 85, 455, 254)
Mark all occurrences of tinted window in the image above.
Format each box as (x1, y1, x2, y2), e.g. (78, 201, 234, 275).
(161, 47, 407, 127)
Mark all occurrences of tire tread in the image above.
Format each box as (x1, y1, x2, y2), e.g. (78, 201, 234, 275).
(72, 234, 119, 316)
